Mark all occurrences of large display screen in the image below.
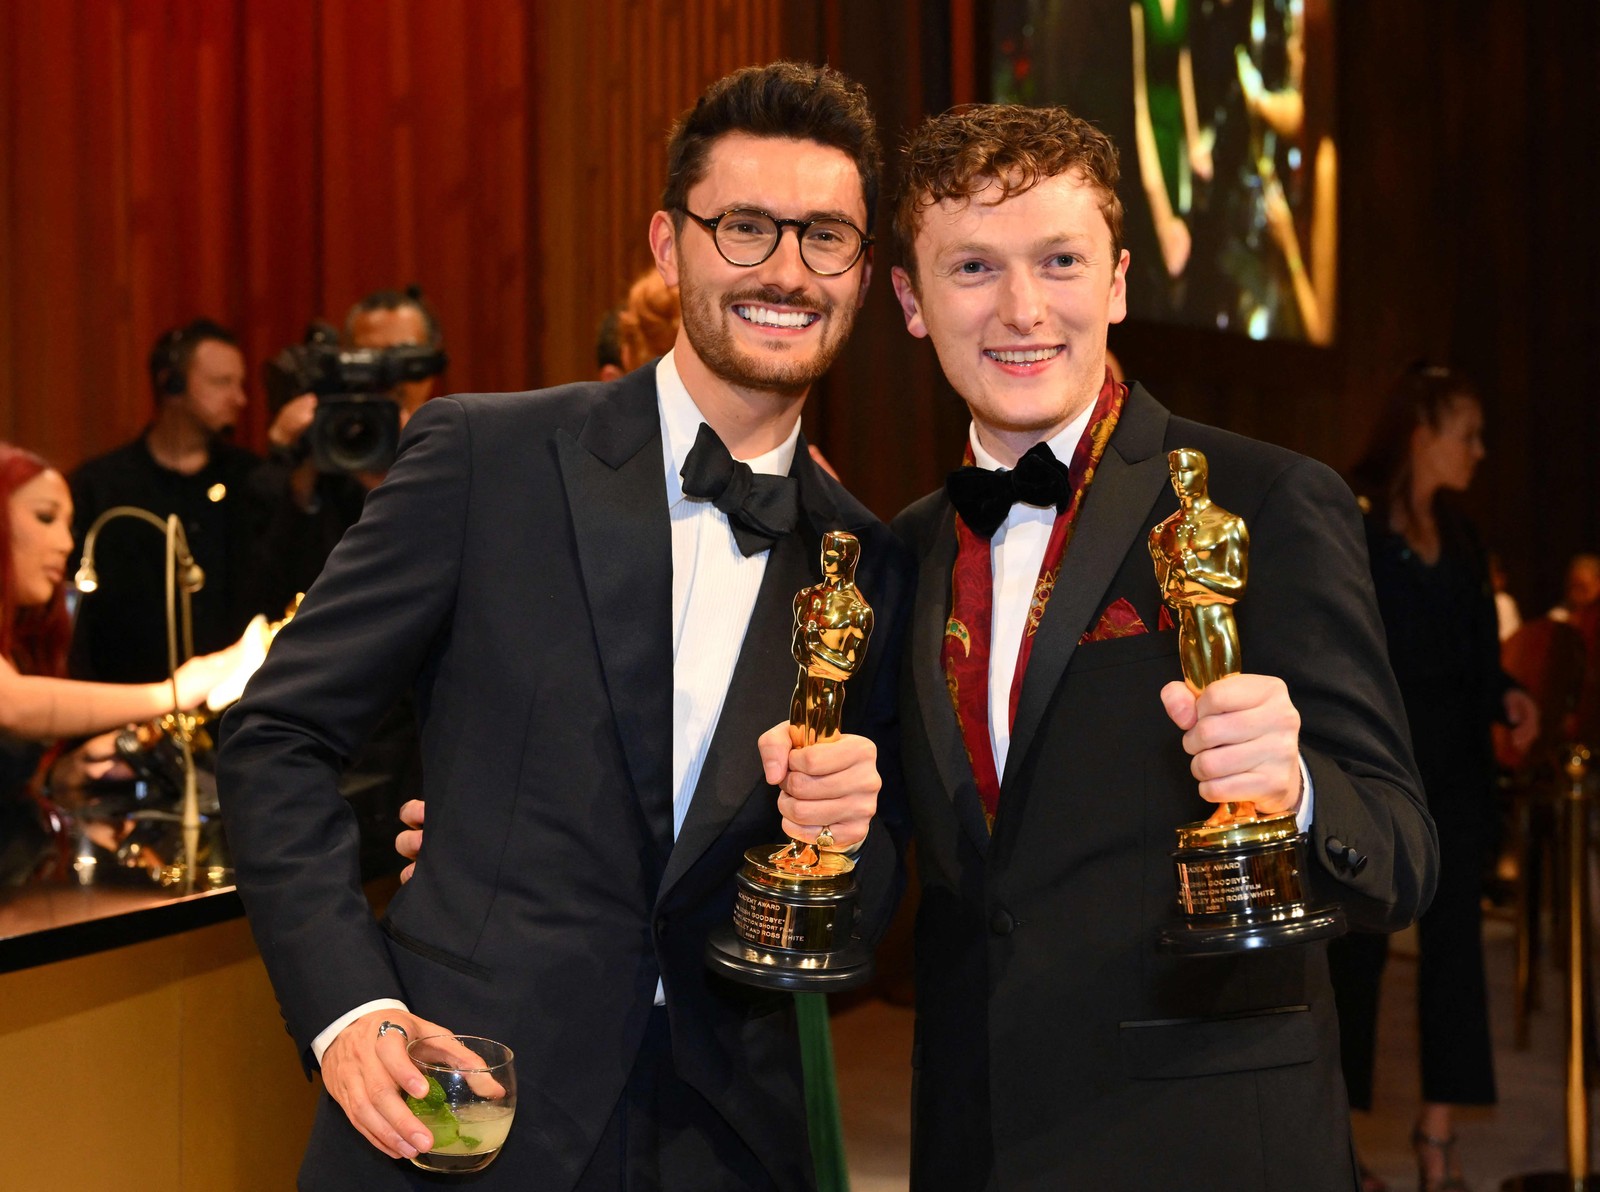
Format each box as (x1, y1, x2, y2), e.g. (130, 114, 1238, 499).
(991, 0, 1336, 344)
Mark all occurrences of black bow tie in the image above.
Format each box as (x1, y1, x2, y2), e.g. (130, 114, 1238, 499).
(946, 442, 1074, 539)
(680, 423, 800, 556)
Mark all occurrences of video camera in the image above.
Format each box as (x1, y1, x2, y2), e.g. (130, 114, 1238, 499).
(263, 322, 448, 473)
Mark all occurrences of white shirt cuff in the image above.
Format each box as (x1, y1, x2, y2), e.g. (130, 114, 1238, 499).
(1294, 755, 1315, 833)
(312, 998, 409, 1067)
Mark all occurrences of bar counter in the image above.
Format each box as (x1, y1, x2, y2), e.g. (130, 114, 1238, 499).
(1, 876, 322, 1191)
(0, 877, 248, 973)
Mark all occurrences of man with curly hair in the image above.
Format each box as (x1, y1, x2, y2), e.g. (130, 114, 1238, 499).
(888, 104, 1435, 1190)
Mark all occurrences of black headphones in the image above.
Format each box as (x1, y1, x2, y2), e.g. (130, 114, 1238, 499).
(153, 326, 190, 396)
(149, 318, 238, 401)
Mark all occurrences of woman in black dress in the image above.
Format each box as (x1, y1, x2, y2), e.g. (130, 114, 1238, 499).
(1333, 366, 1537, 1191)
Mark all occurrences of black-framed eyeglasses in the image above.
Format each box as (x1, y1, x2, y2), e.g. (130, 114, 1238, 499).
(677, 207, 872, 277)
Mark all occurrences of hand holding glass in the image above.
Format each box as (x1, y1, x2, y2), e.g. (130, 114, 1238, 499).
(403, 1035, 516, 1174)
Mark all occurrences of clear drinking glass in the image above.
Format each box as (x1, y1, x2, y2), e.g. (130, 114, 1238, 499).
(404, 1035, 517, 1174)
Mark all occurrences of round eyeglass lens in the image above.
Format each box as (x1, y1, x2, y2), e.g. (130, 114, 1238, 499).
(799, 219, 864, 274)
(714, 211, 780, 265)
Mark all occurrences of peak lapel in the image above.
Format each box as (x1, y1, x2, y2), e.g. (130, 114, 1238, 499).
(1001, 386, 1172, 792)
(556, 367, 675, 860)
(910, 500, 994, 856)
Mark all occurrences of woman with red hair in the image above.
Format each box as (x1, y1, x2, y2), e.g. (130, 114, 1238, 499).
(0, 442, 243, 883)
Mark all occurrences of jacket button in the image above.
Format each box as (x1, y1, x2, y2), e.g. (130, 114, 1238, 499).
(655, 917, 669, 939)
(989, 908, 1015, 936)
(1325, 837, 1369, 874)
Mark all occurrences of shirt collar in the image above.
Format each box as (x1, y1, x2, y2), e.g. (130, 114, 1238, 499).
(968, 401, 1094, 474)
(658, 349, 802, 504)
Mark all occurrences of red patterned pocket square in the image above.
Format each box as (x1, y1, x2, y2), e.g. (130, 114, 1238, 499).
(1079, 597, 1149, 644)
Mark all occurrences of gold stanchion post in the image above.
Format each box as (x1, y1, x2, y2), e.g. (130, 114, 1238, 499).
(1503, 744, 1593, 1191)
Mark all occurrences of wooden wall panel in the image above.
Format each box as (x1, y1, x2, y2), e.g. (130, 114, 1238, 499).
(528, 0, 787, 388)
(316, 1, 529, 398)
(0, 0, 530, 468)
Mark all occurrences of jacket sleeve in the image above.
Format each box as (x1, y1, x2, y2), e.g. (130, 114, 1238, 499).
(217, 397, 471, 1063)
(1242, 455, 1439, 932)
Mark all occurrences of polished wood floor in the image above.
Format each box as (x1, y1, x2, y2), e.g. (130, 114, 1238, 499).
(832, 915, 1589, 1189)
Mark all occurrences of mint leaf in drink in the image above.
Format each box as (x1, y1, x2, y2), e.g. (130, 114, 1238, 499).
(406, 1075, 449, 1114)
(406, 1076, 463, 1148)
(458, 1134, 481, 1149)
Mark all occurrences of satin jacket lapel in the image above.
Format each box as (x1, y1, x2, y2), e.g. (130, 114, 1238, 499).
(556, 366, 676, 861)
(910, 498, 994, 856)
(660, 440, 837, 896)
(1001, 385, 1172, 792)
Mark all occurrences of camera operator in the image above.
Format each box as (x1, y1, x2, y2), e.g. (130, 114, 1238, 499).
(250, 286, 446, 616)
(247, 287, 446, 877)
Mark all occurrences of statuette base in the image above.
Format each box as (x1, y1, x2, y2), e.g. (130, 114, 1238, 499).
(1159, 827, 1346, 955)
(704, 845, 874, 991)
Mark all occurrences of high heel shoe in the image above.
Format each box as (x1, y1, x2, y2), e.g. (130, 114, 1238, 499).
(1411, 1127, 1470, 1192)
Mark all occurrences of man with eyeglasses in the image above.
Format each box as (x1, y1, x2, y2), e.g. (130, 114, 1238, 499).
(218, 62, 911, 1191)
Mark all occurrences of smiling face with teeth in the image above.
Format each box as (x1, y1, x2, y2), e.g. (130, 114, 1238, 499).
(650, 133, 873, 430)
(891, 169, 1129, 466)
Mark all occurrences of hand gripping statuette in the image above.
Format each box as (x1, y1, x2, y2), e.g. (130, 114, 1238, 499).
(707, 531, 878, 989)
(1149, 448, 1345, 954)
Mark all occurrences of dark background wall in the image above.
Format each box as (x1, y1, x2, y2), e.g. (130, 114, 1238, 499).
(2, 1, 1596, 612)
(805, 0, 1600, 615)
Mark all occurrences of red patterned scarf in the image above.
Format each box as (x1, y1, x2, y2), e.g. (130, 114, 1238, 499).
(941, 371, 1127, 826)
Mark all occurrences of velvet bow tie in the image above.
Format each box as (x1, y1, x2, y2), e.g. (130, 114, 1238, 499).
(945, 441, 1074, 539)
(679, 423, 800, 556)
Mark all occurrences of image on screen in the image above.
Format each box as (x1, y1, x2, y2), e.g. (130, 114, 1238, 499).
(990, 0, 1337, 344)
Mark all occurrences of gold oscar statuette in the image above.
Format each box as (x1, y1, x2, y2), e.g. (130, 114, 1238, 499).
(706, 531, 878, 990)
(1149, 448, 1345, 954)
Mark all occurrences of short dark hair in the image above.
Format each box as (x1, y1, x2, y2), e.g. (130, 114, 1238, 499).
(895, 104, 1124, 284)
(344, 285, 443, 348)
(661, 62, 881, 231)
(148, 317, 239, 403)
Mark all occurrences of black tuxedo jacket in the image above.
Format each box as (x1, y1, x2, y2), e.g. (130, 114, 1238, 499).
(893, 385, 1436, 1191)
(218, 364, 912, 1191)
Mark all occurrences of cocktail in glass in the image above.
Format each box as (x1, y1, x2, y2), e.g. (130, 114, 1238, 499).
(404, 1034, 516, 1174)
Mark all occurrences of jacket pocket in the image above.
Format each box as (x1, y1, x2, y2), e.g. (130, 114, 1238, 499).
(1068, 627, 1179, 674)
(1119, 1004, 1313, 1079)
(380, 918, 493, 980)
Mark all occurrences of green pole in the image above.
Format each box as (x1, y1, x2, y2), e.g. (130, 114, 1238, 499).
(795, 991, 850, 1191)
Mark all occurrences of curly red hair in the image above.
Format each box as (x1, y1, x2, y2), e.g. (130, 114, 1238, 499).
(616, 270, 682, 370)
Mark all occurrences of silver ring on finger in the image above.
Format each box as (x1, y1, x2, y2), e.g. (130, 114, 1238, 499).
(816, 825, 835, 850)
(377, 1020, 409, 1042)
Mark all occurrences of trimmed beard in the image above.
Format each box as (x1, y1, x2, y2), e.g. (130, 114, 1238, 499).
(677, 276, 858, 399)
